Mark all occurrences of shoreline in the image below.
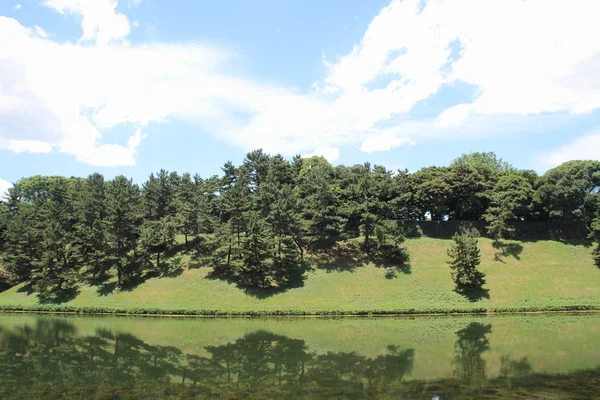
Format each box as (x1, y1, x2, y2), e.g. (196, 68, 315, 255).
(1, 305, 599, 318)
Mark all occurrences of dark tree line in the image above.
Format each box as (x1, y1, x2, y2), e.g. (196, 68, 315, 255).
(0, 151, 599, 298)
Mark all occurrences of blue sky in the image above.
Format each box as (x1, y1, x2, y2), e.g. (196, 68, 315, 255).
(1, 0, 600, 194)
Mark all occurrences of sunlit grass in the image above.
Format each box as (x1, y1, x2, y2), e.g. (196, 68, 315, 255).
(0, 237, 599, 314)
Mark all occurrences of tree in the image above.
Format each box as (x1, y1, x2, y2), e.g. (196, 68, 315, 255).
(267, 184, 304, 283)
(537, 160, 600, 225)
(105, 176, 141, 286)
(72, 173, 108, 279)
(449, 152, 514, 220)
(140, 170, 178, 273)
(591, 197, 600, 268)
(31, 177, 80, 300)
(412, 167, 454, 221)
(1, 185, 42, 283)
(483, 174, 534, 241)
(175, 173, 198, 245)
(239, 211, 271, 288)
(139, 218, 176, 272)
(447, 229, 486, 295)
(298, 157, 342, 250)
(389, 169, 423, 221)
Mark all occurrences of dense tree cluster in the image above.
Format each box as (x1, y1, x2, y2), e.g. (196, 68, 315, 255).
(0, 151, 599, 298)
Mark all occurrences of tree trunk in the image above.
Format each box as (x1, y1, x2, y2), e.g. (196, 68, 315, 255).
(117, 261, 122, 286)
(185, 234, 188, 246)
(156, 251, 160, 269)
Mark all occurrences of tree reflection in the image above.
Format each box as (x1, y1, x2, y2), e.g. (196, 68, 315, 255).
(452, 322, 492, 393)
(0, 320, 415, 399)
(0, 319, 598, 399)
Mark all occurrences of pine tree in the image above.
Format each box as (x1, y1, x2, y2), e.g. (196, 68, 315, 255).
(72, 173, 108, 279)
(268, 185, 303, 282)
(591, 199, 600, 268)
(240, 211, 271, 288)
(105, 176, 141, 286)
(139, 218, 176, 273)
(1, 186, 42, 283)
(447, 229, 486, 294)
(298, 157, 342, 251)
(140, 170, 177, 273)
(31, 177, 80, 300)
(175, 173, 198, 245)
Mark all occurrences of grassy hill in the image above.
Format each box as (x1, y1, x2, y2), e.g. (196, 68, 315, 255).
(0, 237, 599, 315)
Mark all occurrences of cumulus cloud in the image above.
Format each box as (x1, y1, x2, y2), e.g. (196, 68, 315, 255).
(2, 0, 600, 167)
(0, 178, 12, 199)
(25, 25, 48, 38)
(43, 0, 130, 46)
(302, 147, 340, 163)
(532, 132, 600, 170)
(435, 104, 473, 128)
(361, 133, 415, 153)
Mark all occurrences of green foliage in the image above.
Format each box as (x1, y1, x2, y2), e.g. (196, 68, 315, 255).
(537, 160, 600, 222)
(104, 176, 141, 286)
(484, 174, 535, 240)
(298, 156, 343, 250)
(2, 149, 599, 299)
(592, 198, 600, 268)
(239, 211, 271, 288)
(447, 229, 486, 295)
(139, 217, 176, 272)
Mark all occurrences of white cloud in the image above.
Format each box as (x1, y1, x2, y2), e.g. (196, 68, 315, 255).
(302, 147, 340, 163)
(0, 179, 12, 199)
(0, 178, 12, 198)
(532, 132, 600, 170)
(44, 0, 130, 46)
(0, 138, 52, 153)
(361, 132, 415, 152)
(324, 0, 600, 118)
(14, 4, 22, 10)
(25, 25, 48, 38)
(435, 103, 473, 128)
(2, 0, 600, 167)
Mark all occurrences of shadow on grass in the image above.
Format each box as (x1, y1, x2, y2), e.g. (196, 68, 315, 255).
(382, 264, 413, 279)
(311, 243, 363, 273)
(17, 283, 35, 296)
(90, 257, 184, 296)
(206, 261, 312, 299)
(462, 287, 490, 303)
(492, 241, 524, 262)
(38, 287, 81, 304)
(311, 242, 412, 276)
(16, 282, 80, 303)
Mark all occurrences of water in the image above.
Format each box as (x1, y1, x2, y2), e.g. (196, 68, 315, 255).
(0, 313, 599, 399)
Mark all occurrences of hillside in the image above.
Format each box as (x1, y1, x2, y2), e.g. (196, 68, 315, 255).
(0, 237, 599, 315)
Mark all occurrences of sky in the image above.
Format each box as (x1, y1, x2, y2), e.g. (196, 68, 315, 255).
(1, 0, 600, 196)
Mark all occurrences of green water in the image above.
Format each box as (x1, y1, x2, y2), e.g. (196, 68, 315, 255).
(0, 313, 599, 399)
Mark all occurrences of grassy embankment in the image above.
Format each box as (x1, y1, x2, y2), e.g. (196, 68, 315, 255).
(0, 237, 599, 315)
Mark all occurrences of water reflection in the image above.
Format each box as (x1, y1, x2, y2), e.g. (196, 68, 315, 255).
(452, 322, 492, 392)
(0, 318, 598, 399)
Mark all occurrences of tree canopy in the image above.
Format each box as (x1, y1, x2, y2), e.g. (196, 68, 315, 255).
(0, 151, 598, 298)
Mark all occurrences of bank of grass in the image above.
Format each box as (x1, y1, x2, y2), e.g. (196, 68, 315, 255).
(0, 237, 599, 315)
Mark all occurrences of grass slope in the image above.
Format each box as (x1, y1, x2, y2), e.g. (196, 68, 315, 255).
(0, 238, 599, 314)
